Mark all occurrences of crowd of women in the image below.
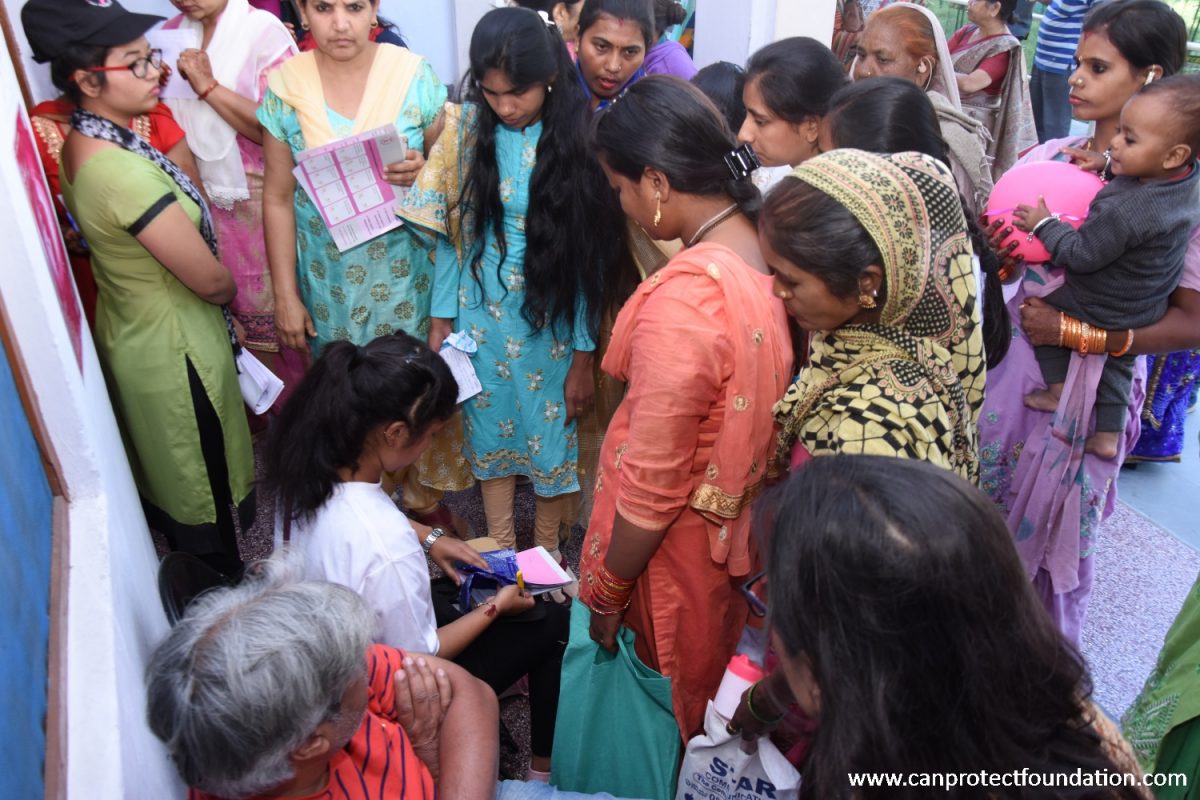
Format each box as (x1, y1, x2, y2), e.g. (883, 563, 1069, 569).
(21, 0, 1200, 795)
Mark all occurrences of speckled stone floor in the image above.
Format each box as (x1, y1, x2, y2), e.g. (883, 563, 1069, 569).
(1080, 501, 1199, 719)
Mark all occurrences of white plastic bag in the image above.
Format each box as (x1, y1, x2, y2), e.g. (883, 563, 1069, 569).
(675, 701, 801, 800)
(236, 349, 284, 415)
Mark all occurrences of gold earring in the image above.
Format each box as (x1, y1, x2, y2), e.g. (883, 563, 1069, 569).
(858, 292, 877, 309)
(653, 190, 662, 228)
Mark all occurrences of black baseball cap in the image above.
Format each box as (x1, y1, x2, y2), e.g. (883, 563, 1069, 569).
(22, 0, 165, 64)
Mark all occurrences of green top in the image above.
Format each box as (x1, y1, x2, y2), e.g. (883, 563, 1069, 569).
(62, 147, 252, 528)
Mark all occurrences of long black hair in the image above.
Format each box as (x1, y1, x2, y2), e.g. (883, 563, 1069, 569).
(461, 6, 630, 335)
(262, 332, 458, 522)
(763, 456, 1145, 800)
(594, 76, 762, 221)
(823, 77, 1011, 368)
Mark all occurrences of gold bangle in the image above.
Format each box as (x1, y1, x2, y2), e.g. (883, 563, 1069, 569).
(1110, 328, 1134, 357)
(1080, 322, 1092, 355)
(1058, 312, 1066, 348)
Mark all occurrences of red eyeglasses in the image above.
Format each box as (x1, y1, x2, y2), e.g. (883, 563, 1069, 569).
(76, 49, 164, 82)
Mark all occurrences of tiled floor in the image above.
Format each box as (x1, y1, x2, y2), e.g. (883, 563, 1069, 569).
(1118, 410, 1200, 551)
(1082, 409, 1200, 719)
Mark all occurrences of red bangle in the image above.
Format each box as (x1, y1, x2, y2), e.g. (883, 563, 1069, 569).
(198, 80, 219, 101)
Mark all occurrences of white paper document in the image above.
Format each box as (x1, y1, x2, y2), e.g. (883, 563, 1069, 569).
(439, 331, 482, 404)
(292, 125, 408, 252)
(146, 28, 200, 99)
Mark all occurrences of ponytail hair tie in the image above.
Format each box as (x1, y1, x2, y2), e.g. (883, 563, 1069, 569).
(724, 143, 760, 181)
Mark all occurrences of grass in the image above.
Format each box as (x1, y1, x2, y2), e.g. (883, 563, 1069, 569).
(924, 0, 1200, 73)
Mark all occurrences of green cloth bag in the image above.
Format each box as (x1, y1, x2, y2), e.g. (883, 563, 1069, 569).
(551, 602, 680, 800)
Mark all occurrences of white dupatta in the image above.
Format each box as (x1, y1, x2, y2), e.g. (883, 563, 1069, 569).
(165, 0, 295, 209)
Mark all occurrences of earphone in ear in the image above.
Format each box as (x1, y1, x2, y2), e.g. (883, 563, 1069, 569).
(1145, 70, 1156, 85)
(917, 63, 927, 73)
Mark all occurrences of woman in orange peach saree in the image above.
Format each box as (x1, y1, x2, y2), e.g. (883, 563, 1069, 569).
(576, 77, 792, 742)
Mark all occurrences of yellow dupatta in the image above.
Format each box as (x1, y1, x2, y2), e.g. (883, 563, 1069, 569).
(773, 150, 986, 483)
(266, 46, 423, 148)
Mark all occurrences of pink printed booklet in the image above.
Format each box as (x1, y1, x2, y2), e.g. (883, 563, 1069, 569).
(292, 124, 407, 252)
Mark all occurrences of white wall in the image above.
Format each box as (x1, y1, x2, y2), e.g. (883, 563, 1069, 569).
(693, 0, 836, 71)
(0, 4, 180, 797)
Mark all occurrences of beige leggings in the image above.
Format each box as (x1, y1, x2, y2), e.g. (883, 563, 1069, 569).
(479, 476, 574, 551)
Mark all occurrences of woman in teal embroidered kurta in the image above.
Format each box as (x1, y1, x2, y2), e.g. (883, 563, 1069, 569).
(256, 58, 446, 351)
(436, 120, 594, 497)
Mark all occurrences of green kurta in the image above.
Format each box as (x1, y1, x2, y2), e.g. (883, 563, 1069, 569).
(62, 147, 254, 533)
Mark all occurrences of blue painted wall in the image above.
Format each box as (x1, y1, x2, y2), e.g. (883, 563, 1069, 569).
(0, 339, 52, 796)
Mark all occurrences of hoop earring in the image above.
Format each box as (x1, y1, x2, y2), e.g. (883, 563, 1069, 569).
(858, 292, 877, 309)
(653, 190, 662, 228)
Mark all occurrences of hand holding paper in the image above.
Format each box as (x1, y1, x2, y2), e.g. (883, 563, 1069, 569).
(439, 331, 482, 404)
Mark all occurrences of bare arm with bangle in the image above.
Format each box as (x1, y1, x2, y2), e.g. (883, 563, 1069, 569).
(587, 514, 667, 653)
(1020, 285, 1200, 355)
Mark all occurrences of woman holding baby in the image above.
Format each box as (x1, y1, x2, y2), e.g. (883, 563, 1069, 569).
(980, 0, 1200, 647)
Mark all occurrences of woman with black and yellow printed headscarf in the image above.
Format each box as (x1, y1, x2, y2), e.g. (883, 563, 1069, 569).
(759, 149, 985, 482)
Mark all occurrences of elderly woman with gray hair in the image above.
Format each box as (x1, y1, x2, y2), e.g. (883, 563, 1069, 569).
(145, 559, 632, 799)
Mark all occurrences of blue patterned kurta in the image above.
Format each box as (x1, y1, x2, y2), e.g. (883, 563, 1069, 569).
(257, 60, 447, 352)
(1129, 351, 1200, 462)
(430, 121, 594, 496)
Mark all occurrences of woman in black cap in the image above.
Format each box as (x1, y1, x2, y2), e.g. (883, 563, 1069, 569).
(21, 0, 202, 328)
(41, 0, 254, 577)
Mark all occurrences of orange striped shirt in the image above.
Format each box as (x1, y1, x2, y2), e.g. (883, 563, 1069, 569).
(190, 645, 436, 800)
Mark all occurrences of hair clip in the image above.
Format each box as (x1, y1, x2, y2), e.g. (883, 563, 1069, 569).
(724, 143, 760, 181)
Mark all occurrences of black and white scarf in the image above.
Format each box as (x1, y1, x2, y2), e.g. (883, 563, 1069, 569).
(71, 108, 240, 352)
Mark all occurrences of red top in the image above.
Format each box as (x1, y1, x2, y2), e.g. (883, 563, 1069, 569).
(948, 27, 1010, 97)
(190, 645, 436, 800)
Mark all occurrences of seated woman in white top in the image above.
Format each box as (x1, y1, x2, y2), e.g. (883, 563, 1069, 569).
(263, 331, 569, 780)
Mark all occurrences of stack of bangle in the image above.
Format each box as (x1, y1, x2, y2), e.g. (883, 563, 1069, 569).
(1058, 313, 1107, 355)
(746, 681, 786, 725)
(588, 562, 636, 616)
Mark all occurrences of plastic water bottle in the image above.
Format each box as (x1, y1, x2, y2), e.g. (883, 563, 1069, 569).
(712, 653, 765, 720)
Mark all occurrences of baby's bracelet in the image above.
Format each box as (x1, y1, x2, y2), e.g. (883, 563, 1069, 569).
(1030, 214, 1060, 236)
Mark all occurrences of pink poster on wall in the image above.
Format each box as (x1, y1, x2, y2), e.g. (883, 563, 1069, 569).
(14, 106, 83, 370)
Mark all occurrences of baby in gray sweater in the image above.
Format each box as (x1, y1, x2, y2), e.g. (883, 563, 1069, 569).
(1014, 74, 1200, 459)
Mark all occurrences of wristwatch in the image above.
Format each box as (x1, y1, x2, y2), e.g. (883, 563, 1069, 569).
(421, 526, 447, 554)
